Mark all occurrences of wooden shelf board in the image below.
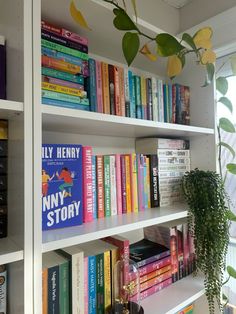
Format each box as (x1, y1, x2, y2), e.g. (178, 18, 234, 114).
(0, 99, 23, 119)
(42, 105, 214, 138)
(42, 204, 188, 252)
(141, 275, 205, 314)
(0, 238, 24, 264)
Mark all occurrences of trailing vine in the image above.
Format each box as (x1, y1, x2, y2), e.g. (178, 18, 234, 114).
(182, 169, 230, 314)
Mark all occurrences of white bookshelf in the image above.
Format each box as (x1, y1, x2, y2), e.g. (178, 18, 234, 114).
(0, 238, 23, 264)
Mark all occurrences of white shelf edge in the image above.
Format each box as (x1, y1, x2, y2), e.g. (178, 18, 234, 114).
(42, 206, 188, 252)
(0, 99, 23, 112)
(141, 275, 205, 314)
(0, 238, 24, 264)
(42, 105, 214, 136)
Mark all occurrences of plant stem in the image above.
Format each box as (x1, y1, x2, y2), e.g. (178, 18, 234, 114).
(217, 125, 223, 179)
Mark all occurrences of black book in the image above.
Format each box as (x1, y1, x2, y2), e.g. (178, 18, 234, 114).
(148, 155, 159, 208)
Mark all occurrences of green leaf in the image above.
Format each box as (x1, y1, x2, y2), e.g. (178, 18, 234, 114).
(216, 77, 228, 95)
(122, 32, 139, 66)
(131, 0, 137, 21)
(182, 33, 197, 51)
(227, 266, 236, 279)
(218, 96, 233, 113)
(227, 163, 236, 174)
(219, 142, 235, 158)
(156, 33, 185, 57)
(202, 63, 215, 87)
(222, 293, 228, 301)
(227, 210, 236, 222)
(113, 8, 138, 31)
(219, 117, 236, 133)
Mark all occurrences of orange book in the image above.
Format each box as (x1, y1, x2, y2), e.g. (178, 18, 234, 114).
(125, 155, 132, 213)
(41, 55, 81, 75)
(140, 264, 171, 283)
(101, 62, 110, 114)
(119, 67, 125, 116)
(114, 66, 121, 115)
(42, 268, 48, 314)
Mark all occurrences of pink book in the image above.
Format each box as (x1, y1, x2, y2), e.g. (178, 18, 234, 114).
(41, 20, 88, 46)
(130, 277, 172, 302)
(42, 75, 84, 90)
(83, 146, 93, 223)
(84, 256, 88, 314)
(137, 154, 144, 211)
(140, 270, 172, 292)
(130, 256, 171, 281)
(115, 154, 122, 215)
(95, 60, 103, 113)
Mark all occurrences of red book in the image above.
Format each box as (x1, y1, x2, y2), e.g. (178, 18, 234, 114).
(83, 146, 93, 223)
(140, 264, 171, 284)
(114, 66, 121, 116)
(108, 65, 116, 115)
(96, 155, 105, 218)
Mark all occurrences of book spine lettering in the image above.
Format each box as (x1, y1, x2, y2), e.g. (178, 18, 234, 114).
(87, 59, 97, 112)
(42, 81, 87, 98)
(115, 154, 122, 215)
(83, 146, 93, 223)
(108, 65, 116, 115)
(138, 256, 171, 277)
(131, 153, 138, 213)
(96, 254, 104, 314)
(139, 264, 171, 283)
(101, 62, 110, 114)
(95, 61, 103, 113)
(42, 67, 84, 84)
(124, 68, 130, 117)
(42, 75, 84, 90)
(84, 257, 88, 314)
(42, 55, 82, 75)
(104, 156, 111, 217)
(104, 251, 111, 312)
(125, 155, 132, 213)
(48, 266, 59, 314)
(110, 155, 117, 216)
(134, 76, 142, 119)
(141, 77, 147, 120)
(42, 97, 90, 110)
(88, 256, 96, 314)
(114, 66, 121, 115)
(119, 67, 125, 116)
(140, 270, 172, 292)
(151, 78, 158, 121)
(146, 78, 153, 120)
(96, 156, 105, 218)
(129, 71, 136, 118)
(59, 262, 69, 314)
(120, 156, 127, 214)
(136, 250, 170, 268)
(92, 156, 97, 219)
(42, 90, 89, 105)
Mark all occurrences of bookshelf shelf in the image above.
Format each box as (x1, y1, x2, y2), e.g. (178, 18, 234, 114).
(0, 238, 24, 264)
(42, 204, 188, 252)
(141, 275, 205, 314)
(42, 105, 214, 138)
(0, 99, 23, 119)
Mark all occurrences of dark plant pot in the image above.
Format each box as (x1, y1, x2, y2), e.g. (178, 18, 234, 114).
(109, 301, 144, 314)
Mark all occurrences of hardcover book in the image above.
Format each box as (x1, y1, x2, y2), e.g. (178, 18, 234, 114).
(42, 144, 83, 230)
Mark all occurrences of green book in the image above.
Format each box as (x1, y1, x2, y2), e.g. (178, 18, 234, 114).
(103, 156, 111, 217)
(59, 261, 70, 314)
(96, 253, 104, 314)
(42, 39, 89, 61)
(42, 90, 90, 105)
(134, 76, 142, 119)
(42, 67, 84, 85)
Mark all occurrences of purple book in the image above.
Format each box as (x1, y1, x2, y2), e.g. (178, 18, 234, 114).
(0, 37, 6, 99)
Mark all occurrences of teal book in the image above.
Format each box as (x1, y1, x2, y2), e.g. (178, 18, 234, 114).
(42, 67, 84, 85)
(59, 261, 70, 314)
(42, 90, 90, 105)
(134, 76, 142, 119)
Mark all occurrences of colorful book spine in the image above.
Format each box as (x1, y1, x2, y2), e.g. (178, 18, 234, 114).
(151, 77, 158, 121)
(136, 250, 170, 268)
(138, 256, 171, 277)
(146, 78, 153, 121)
(177, 224, 184, 280)
(183, 86, 190, 125)
(42, 81, 87, 98)
(0, 39, 6, 99)
(96, 253, 104, 314)
(119, 67, 125, 117)
(163, 84, 168, 123)
(120, 155, 127, 214)
(140, 270, 172, 292)
(175, 84, 181, 124)
(170, 226, 179, 282)
(41, 20, 88, 46)
(114, 66, 121, 116)
(42, 55, 82, 75)
(83, 146, 93, 223)
(95, 61, 103, 113)
(84, 257, 88, 314)
(110, 155, 117, 216)
(172, 84, 177, 123)
(143, 156, 148, 209)
(104, 251, 111, 312)
(42, 97, 90, 111)
(59, 261, 70, 314)
(104, 156, 111, 217)
(108, 64, 116, 115)
(157, 149, 190, 157)
(125, 155, 132, 213)
(41, 29, 88, 53)
(131, 153, 138, 213)
(168, 84, 173, 123)
(183, 223, 190, 277)
(157, 79, 164, 122)
(42, 67, 84, 85)
(42, 39, 89, 61)
(42, 75, 84, 90)
(146, 156, 151, 208)
(149, 155, 159, 208)
(158, 164, 190, 172)
(42, 268, 48, 314)
(139, 264, 171, 284)
(88, 256, 96, 314)
(115, 154, 122, 215)
(48, 265, 59, 314)
(86, 59, 97, 112)
(96, 156, 105, 219)
(41, 46, 89, 76)
(92, 156, 97, 220)
(124, 69, 130, 117)
(141, 77, 147, 120)
(101, 62, 110, 114)
(158, 157, 190, 164)
(137, 154, 144, 211)
(134, 76, 142, 119)
(42, 90, 89, 105)
(128, 70, 136, 118)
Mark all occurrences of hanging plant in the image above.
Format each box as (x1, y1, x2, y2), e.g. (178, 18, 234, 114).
(182, 169, 230, 314)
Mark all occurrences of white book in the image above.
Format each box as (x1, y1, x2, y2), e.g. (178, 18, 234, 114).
(158, 164, 190, 172)
(110, 155, 117, 216)
(136, 138, 189, 154)
(158, 157, 190, 164)
(157, 79, 164, 122)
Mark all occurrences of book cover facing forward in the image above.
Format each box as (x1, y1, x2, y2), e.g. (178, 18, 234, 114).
(42, 144, 83, 230)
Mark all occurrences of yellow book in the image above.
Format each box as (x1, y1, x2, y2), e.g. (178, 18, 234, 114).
(42, 82, 87, 98)
(0, 120, 8, 139)
(146, 157, 151, 208)
(125, 155, 132, 213)
(104, 250, 111, 311)
(131, 153, 139, 212)
(101, 62, 110, 114)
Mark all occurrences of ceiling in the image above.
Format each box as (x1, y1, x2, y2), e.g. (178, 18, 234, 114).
(162, 0, 193, 9)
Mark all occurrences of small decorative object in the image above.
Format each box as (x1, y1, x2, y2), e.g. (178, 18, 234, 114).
(111, 258, 144, 314)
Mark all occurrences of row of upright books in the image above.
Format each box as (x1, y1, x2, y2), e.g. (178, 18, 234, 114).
(40, 20, 190, 125)
(42, 222, 196, 313)
(42, 138, 190, 231)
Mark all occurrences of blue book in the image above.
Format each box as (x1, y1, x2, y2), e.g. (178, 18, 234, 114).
(92, 156, 97, 219)
(42, 97, 91, 111)
(168, 84, 172, 123)
(86, 59, 97, 112)
(42, 144, 83, 230)
(48, 264, 59, 314)
(88, 256, 96, 314)
(128, 71, 136, 118)
(134, 76, 142, 119)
